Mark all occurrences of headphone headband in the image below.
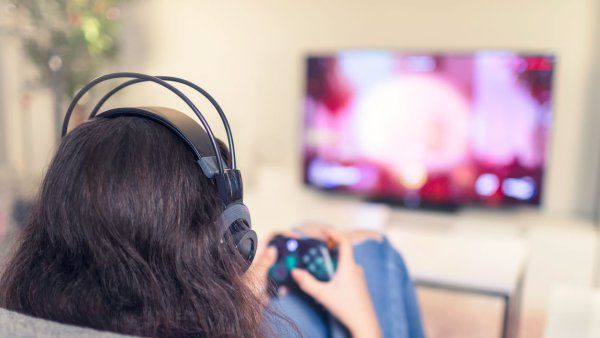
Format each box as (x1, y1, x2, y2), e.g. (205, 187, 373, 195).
(61, 72, 229, 173)
(87, 76, 237, 169)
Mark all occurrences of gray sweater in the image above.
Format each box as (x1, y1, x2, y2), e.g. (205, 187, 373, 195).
(0, 308, 140, 338)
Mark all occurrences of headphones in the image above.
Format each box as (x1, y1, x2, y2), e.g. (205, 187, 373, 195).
(61, 72, 257, 269)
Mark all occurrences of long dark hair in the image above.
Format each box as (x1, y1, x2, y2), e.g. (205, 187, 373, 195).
(0, 115, 268, 337)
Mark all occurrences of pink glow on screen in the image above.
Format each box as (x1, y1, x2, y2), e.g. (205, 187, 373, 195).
(303, 51, 554, 206)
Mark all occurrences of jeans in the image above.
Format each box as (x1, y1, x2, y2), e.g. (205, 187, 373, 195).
(267, 237, 425, 338)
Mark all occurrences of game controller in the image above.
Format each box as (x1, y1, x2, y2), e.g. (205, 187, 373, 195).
(268, 235, 338, 289)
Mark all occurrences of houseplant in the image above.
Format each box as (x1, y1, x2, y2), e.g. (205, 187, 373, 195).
(1, 0, 130, 136)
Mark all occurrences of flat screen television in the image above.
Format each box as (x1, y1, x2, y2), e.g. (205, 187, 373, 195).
(302, 50, 555, 208)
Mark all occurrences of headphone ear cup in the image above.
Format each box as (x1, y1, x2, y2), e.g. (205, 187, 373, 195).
(230, 220, 257, 267)
(219, 203, 256, 269)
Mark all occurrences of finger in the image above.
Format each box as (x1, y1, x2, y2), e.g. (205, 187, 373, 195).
(291, 269, 326, 298)
(293, 223, 332, 240)
(321, 227, 354, 264)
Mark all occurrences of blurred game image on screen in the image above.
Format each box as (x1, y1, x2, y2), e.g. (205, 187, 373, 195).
(302, 51, 554, 207)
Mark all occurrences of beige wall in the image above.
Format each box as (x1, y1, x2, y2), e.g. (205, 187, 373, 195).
(3, 0, 599, 219)
(117, 0, 600, 218)
(0, 36, 57, 180)
(580, 7, 600, 221)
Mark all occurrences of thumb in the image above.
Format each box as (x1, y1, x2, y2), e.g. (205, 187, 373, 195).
(291, 269, 326, 298)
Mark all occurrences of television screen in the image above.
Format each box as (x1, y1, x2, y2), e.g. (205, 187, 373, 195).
(302, 51, 554, 207)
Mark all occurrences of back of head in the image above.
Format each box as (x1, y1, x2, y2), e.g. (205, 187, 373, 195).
(0, 115, 264, 337)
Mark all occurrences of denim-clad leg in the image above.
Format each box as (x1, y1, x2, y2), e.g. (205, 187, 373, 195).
(267, 291, 328, 338)
(267, 237, 425, 338)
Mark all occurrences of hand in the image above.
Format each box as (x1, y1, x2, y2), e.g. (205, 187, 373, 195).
(291, 227, 381, 338)
(245, 230, 297, 303)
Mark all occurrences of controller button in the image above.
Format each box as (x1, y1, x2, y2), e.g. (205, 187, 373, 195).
(286, 239, 299, 252)
(285, 255, 297, 269)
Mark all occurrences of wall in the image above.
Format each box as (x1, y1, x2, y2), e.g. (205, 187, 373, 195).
(0, 47, 6, 168)
(581, 3, 600, 222)
(112, 0, 600, 219)
(2, 0, 599, 219)
(0, 36, 56, 180)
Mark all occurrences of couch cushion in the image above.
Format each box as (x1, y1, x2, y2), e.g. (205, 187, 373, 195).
(0, 308, 140, 338)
